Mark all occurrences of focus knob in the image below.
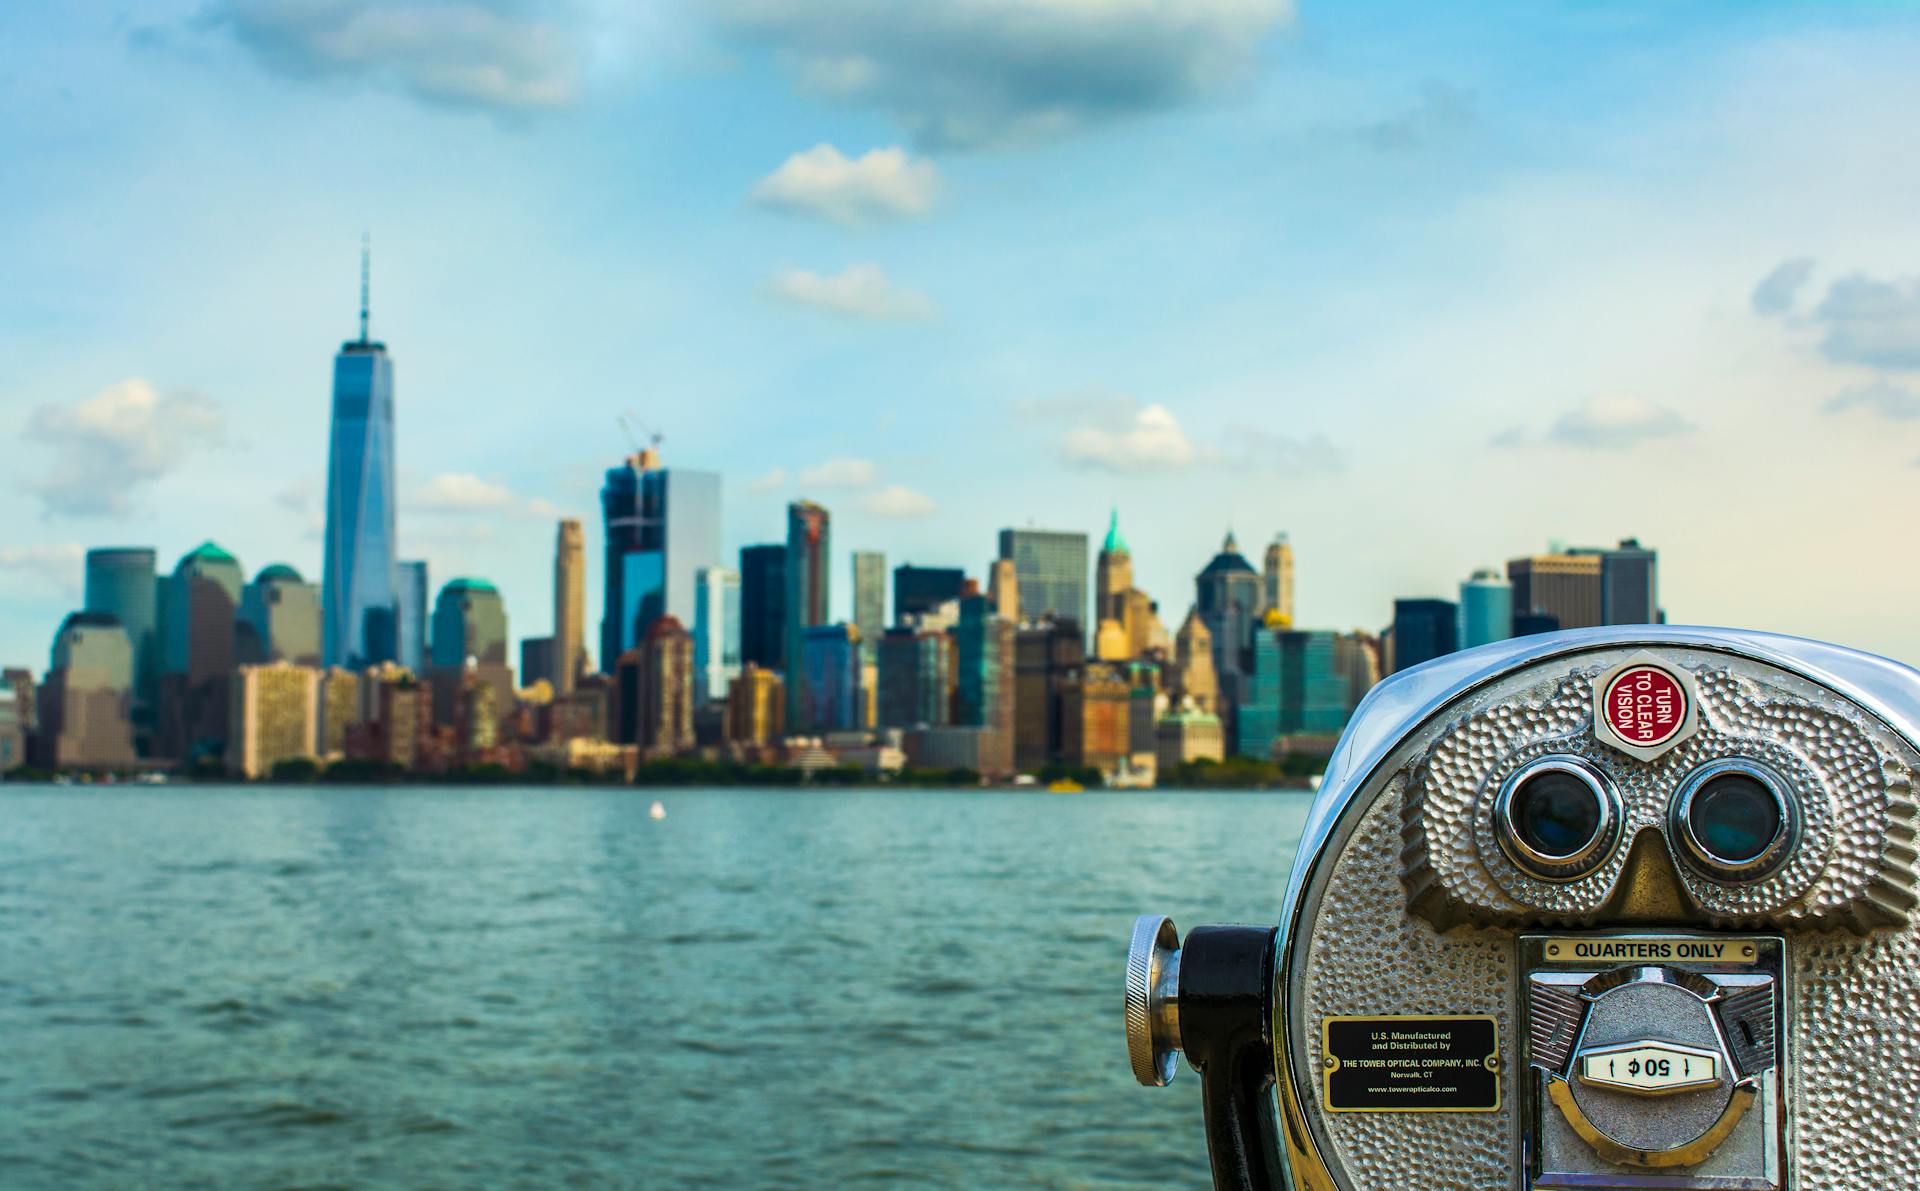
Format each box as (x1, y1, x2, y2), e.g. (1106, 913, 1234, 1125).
(1126, 914, 1183, 1086)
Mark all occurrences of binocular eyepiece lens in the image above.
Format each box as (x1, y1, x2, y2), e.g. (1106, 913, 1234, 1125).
(1512, 770, 1604, 858)
(1494, 757, 1621, 880)
(1673, 761, 1795, 880)
(1689, 772, 1781, 863)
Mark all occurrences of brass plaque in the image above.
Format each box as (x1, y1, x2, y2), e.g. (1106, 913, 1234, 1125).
(1538, 936, 1759, 965)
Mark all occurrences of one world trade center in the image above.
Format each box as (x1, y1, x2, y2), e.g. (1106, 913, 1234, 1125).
(322, 242, 398, 669)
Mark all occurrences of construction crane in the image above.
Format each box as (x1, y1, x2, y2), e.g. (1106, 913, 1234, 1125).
(617, 412, 664, 457)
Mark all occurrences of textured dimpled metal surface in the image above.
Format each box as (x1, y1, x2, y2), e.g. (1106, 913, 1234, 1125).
(1402, 650, 1919, 931)
(1303, 789, 1515, 1189)
(1793, 927, 1920, 1187)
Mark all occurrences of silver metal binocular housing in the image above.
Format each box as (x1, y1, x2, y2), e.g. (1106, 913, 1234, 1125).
(1127, 626, 1920, 1190)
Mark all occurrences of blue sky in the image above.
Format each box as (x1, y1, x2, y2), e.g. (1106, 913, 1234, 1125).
(6, 0, 1920, 669)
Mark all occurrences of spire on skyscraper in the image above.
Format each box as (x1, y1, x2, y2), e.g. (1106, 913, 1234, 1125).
(358, 232, 371, 345)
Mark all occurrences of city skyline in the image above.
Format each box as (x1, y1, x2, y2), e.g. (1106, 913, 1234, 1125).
(7, 4, 1920, 669)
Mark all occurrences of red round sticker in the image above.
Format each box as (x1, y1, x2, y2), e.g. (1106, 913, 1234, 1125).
(1602, 665, 1687, 747)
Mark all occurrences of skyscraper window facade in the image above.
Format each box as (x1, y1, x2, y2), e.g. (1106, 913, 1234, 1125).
(997, 529, 1087, 634)
(321, 250, 398, 671)
(396, 560, 429, 673)
(895, 565, 967, 622)
(1457, 569, 1514, 650)
(852, 551, 886, 660)
(785, 502, 831, 728)
(1391, 598, 1460, 673)
(693, 566, 742, 705)
(83, 547, 158, 748)
(600, 449, 722, 672)
(1236, 629, 1349, 760)
(739, 545, 787, 672)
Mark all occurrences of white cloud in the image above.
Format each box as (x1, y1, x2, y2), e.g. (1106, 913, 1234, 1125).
(1221, 426, 1346, 475)
(1545, 396, 1693, 449)
(703, 0, 1294, 149)
(411, 472, 560, 520)
(21, 378, 226, 517)
(1751, 257, 1814, 317)
(1825, 379, 1920, 421)
(204, 0, 582, 113)
(797, 457, 880, 488)
(764, 264, 936, 321)
(1059, 402, 1200, 472)
(746, 467, 788, 493)
(855, 484, 938, 518)
(750, 144, 937, 226)
(0, 544, 86, 596)
(1813, 273, 1920, 370)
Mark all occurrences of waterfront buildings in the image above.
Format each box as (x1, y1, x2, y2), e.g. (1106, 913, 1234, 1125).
(1507, 540, 1660, 631)
(37, 612, 137, 769)
(1237, 629, 1350, 759)
(895, 565, 966, 622)
(693, 566, 741, 705)
(1601, 539, 1659, 625)
(1458, 568, 1514, 650)
(1013, 616, 1082, 772)
(878, 627, 953, 729)
(1262, 535, 1295, 626)
(428, 579, 512, 725)
(1156, 705, 1225, 769)
(1171, 610, 1219, 713)
(159, 542, 244, 761)
(396, 559, 429, 673)
(237, 565, 322, 666)
(1392, 598, 1459, 673)
(229, 661, 319, 778)
(998, 528, 1087, 634)
(739, 544, 786, 671)
(799, 623, 863, 734)
(1063, 661, 1132, 775)
(785, 502, 832, 728)
(553, 519, 586, 694)
(83, 547, 158, 745)
(725, 663, 784, 746)
(321, 248, 398, 670)
(520, 638, 555, 687)
(1195, 533, 1261, 730)
(1095, 510, 1133, 626)
(318, 668, 359, 757)
(852, 551, 885, 660)
(636, 616, 695, 756)
(599, 447, 722, 672)
(0, 683, 22, 770)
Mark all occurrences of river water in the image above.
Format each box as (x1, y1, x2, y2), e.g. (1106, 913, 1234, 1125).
(0, 786, 1309, 1189)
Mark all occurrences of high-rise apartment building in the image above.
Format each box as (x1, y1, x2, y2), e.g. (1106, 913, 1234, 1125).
(322, 244, 398, 669)
(1261, 535, 1295, 626)
(785, 502, 832, 728)
(1392, 598, 1459, 673)
(739, 544, 787, 671)
(553, 518, 586, 693)
(997, 528, 1087, 635)
(83, 547, 158, 743)
(1458, 568, 1514, 650)
(600, 447, 722, 672)
(237, 564, 322, 666)
(693, 566, 741, 705)
(37, 612, 137, 769)
(318, 668, 360, 757)
(636, 616, 694, 756)
(396, 559, 429, 673)
(852, 551, 886, 660)
(158, 542, 244, 761)
(229, 661, 320, 778)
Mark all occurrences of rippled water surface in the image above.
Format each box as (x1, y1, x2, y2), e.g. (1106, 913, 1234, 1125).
(0, 785, 1309, 1189)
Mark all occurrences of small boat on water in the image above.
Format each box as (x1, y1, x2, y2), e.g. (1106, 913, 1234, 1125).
(648, 800, 667, 820)
(1045, 779, 1084, 793)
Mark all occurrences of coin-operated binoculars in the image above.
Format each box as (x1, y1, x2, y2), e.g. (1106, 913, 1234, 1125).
(1126, 627, 1920, 1190)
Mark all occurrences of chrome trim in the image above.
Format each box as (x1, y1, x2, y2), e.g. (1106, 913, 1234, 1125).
(1493, 755, 1623, 881)
(1671, 759, 1798, 883)
(1125, 914, 1182, 1087)
(1271, 625, 1920, 1191)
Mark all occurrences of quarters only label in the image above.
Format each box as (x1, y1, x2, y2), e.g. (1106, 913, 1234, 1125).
(1321, 1015, 1500, 1113)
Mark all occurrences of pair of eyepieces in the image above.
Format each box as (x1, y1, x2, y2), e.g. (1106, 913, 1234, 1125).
(1493, 755, 1796, 884)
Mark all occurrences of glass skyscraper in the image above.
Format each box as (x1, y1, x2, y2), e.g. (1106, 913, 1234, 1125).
(1237, 629, 1350, 760)
(852, 550, 885, 661)
(322, 249, 398, 670)
(396, 559, 429, 672)
(600, 450, 722, 673)
(739, 544, 786, 670)
(785, 501, 831, 729)
(1392, 598, 1460, 673)
(1457, 568, 1514, 649)
(693, 566, 742, 705)
(83, 547, 158, 744)
(997, 528, 1087, 632)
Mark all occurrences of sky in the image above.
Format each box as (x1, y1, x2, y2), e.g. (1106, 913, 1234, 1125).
(5, 1, 1920, 670)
